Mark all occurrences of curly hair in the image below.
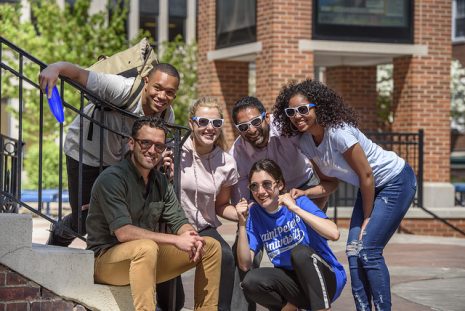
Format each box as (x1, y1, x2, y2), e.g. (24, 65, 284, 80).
(272, 79, 358, 136)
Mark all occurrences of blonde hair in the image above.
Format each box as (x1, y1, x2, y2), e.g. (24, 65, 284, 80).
(189, 96, 227, 151)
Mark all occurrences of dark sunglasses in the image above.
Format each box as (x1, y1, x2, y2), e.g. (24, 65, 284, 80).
(248, 180, 277, 193)
(284, 103, 316, 118)
(235, 112, 266, 132)
(133, 138, 167, 153)
(191, 116, 224, 128)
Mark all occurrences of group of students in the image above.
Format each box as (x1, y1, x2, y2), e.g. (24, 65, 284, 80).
(39, 60, 416, 311)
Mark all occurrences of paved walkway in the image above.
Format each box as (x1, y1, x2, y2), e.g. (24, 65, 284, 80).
(30, 215, 465, 311)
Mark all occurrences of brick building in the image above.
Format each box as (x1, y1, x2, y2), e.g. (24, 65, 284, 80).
(197, 0, 456, 208)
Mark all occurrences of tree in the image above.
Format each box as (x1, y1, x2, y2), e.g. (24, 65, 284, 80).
(376, 64, 394, 131)
(451, 60, 465, 132)
(1, 1, 198, 189)
(0, 0, 133, 188)
(159, 35, 198, 126)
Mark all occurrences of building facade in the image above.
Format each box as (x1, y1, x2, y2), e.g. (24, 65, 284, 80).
(197, 0, 455, 208)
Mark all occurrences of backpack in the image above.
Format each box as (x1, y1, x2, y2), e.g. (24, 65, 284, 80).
(87, 37, 158, 111)
(84, 37, 173, 140)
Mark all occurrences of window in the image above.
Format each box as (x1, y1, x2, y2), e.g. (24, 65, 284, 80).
(216, 0, 256, 49)
(454, 0, 465, 42)
(65, 0, 76, 13)
(313, 0, 413, 43)
(169, 0, 187, 41)
(140, 0, 160, 44)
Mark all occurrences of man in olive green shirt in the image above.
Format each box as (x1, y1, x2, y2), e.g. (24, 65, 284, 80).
(86, 116, 221, 311)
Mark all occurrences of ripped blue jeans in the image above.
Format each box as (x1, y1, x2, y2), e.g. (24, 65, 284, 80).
(346, 163, 416, 311)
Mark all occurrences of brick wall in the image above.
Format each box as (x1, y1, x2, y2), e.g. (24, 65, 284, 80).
(392, 0, 452, 182)
(453, 43, 465, 66)
(0, 264, 88, 311)
(255, 0, 314, 110)
(333, 217, 465, 238)
(197, 0, 249, 147)
(326, 66, 379, 132)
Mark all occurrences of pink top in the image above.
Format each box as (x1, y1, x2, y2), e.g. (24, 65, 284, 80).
(180, 137, 239, 230)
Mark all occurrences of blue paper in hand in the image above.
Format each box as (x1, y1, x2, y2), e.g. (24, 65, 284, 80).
(46, 86, 64, 123)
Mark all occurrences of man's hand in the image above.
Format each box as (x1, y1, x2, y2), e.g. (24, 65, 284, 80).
(161, 148, 174, 180)
(39, 64, 60, 98)
(278, 193, 299, 213)
(235, 198, 250, 225)
(191, 239, 205, 262)
(174, 230, 205, 262)
(289, 188, 306, 199)
(38, 62, 89, 98)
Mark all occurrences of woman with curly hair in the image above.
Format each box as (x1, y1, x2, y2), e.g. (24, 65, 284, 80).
(273, 79, 417, 311)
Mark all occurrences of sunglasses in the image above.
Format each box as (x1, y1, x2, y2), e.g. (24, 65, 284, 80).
(235, 112, 266, 132)
(191, 116, 224, 128)
(133, 138, 167, 153)
(248, 180, 277, 193)
(284, 103, 316, 118)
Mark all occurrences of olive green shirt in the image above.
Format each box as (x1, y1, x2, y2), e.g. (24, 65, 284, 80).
(86, 156, 189, 255)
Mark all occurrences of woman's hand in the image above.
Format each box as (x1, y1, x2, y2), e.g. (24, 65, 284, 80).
(235, 198, 249, 225)
(278, 193, 299, 213)
(359, 217, 370, 240)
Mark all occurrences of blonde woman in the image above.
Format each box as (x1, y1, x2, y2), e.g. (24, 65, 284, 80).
(180, 97, 239, 310)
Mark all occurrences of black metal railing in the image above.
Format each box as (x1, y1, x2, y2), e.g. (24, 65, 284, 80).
(0, 36, 191, 239)
(0, 134, 22, 213)
(329, 130, 424, 209)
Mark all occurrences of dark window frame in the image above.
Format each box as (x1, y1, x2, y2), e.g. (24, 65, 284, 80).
(312, 0, 414, 44)
(169, 0, 187, 41)
(454, 0, 465, 42)
(215, 0, 257, 49)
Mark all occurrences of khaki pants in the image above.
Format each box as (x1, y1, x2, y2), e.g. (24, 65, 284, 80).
(94, 237, 221, 311)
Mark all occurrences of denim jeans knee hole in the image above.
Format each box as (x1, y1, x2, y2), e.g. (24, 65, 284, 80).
(346, 240, 363, 257)
(354, 293, 370, 311)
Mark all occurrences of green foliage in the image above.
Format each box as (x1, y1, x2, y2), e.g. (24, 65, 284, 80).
(0, 0, 133, 189)
(451, 60, 465, 132)
(23, 140, 67, 189)
(1, 1, 198, 190)
(376, 64, 394, 130)
(159, 35, 198, 126)
(1, 0, 131, 140)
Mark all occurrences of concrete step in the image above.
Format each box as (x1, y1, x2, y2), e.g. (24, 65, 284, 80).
(0, 214, 133, 311)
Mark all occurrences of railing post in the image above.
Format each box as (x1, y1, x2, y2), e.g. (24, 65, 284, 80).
(418, 129, 424, 208)
(17, 55, 23, 209)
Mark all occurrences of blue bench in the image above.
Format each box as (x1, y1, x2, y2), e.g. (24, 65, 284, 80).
(20, 189, 69, 215)
(454, 183, 465, 207)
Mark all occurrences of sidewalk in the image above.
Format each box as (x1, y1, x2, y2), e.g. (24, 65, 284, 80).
(31, 216, 465, 311)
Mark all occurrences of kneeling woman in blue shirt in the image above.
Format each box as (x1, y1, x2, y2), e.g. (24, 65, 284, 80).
(236, 159, 346, 311)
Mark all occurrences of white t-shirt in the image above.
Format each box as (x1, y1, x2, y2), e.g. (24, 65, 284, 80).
(299, 124, 405, 187)
(64, 71, 175, 167)
(180, 137, 239, 231)
(229, 119, 314, 204)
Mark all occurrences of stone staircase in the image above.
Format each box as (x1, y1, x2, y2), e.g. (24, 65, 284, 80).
(0, 213, 133, 311)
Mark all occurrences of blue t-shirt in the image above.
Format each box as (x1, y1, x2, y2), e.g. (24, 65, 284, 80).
(246, 196, 347, 301)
